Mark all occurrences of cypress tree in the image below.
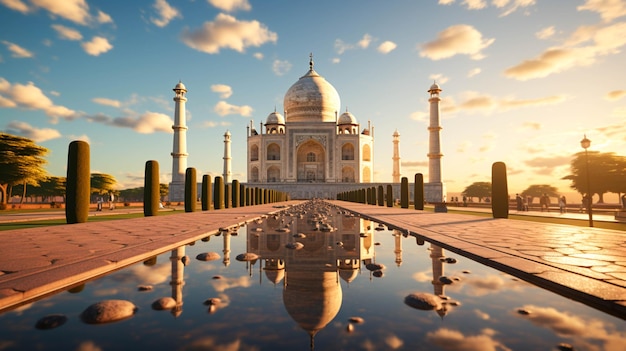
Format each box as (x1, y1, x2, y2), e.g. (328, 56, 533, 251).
(66, 140, 90, 224)
(184, 167, 197, 212)
(401, 177, 409, 208)
(143, 160, 159, 216)
(214, 176, 224, 209)
(201, 175, 212, 211)
(414, 173, 424, 210)
(492, 162, 509, 218)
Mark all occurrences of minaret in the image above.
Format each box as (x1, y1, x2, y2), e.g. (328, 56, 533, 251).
(393, 230, 403, 267)
(222, 231, 231, 267)
(223, 130, 232, 184)
(392, 130, 401, 183)
(170, 246, 186, 317)
(170, 81, 188, 202)
(427, 82, 447, 212)
(430, 244, 449, 319)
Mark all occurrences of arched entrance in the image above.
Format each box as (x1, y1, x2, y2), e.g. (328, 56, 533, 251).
(297, 140, 325, 182)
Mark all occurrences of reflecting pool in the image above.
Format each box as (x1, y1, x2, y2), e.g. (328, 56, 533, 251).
(0, 202, 624, 350)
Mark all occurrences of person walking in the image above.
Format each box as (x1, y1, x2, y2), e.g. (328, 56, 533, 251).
(108, 192, 115, 210)
(558, 195, 567, 213)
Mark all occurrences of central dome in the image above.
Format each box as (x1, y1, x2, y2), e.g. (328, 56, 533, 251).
(283, 60, 340, 123)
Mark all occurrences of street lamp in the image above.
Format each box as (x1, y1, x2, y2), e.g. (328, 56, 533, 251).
(580, 134, 593, 227)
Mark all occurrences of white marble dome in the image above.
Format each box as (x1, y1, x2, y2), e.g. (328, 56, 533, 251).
(284, 65, 340, 123)
(173, 81, 187, 91)
(338, 111, 357, 125)
(266, 111, 285, 125)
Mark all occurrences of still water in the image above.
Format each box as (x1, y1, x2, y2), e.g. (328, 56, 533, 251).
(0, 203, 624, 350)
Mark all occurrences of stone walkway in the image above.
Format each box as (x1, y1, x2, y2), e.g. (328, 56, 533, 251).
(0, 202, 300, 312)
(1, 200, 625, 320)
(330, 201, 626, 320)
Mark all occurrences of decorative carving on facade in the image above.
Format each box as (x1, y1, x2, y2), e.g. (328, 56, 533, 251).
(295, 134, 327, 148)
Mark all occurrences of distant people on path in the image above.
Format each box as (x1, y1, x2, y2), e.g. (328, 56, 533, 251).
(462, 196, 467, 207)
(96, 197, 103, 211)
(515, 193, 523, 211)
(540, 193, 550, 212)
(558, 196, 567, 213)
(108, 192, 115, 210)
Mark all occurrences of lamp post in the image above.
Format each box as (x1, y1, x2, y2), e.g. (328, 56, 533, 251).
(580, 134, 593, 227)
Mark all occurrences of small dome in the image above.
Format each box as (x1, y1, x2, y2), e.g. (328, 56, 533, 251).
(338, 111, 357, 125)
(362, 128, 370, 135)
(173, 81, 187, 92)
(429, 82, 441, 92)
(266, 111, 285, 125)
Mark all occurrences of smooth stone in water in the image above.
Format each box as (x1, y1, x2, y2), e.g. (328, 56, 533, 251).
(365, 263, 386, 271)
(35, 314, 67, 330)
(439, 276, 454, 285)
(203, 297, 222, 306)
(137, 285, 153, 292)
(152, 297, 176, 310)
(348, 316, 364, 324)
(181, 256, 190, 265)
(236, 253, 259, 261)
(404, 293, 442, 311)
(81, 300, 137, 324)
(372, 270, 384, 278)
(285, 242, 304, 250)
(196, 252, 221, 261)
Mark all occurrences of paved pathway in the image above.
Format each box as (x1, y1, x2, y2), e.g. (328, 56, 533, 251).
(0, 202, 301, 312)
(330, 201, 626, 320)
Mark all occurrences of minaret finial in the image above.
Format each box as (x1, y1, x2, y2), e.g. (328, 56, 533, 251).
(309, 53, 314, 70)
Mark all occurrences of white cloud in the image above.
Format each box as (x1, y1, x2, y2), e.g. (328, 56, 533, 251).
(97, 10, 113, 24)
(181, 13, 277, 54)
(462, 0, 487, 10)
(420, 24, 495, 60)
(86, 111, 173, 134)
(208, 0, 251, 12)
(467, 68, 481, 77)
(81, 36, 113, 56)
(497, 0, 535, 16)
(358, 34, 373, 49)
(578, 0, 626, 22)
(4, 121, 61, 142)
(535, 26, 555, 39)
(0, 0, 28, 13)
(429, 73, 449, 85)
(253, 52, 263, 60)
(211, 84, 233, 99)
(203, 120, 232, 128)
(505, 22, 626, 80)
(51, 24, 83, 41)
(427, 328, 509, 351)
(92, 97, 121, 108)
(0, 78, 77, 122)
(438, 0, 455, 5)
(378, 41, 397, 54)
(605, 90, 626, 101)
(1, 40, 33, 58)
(151, 0, 181, 27)
(272, 59, 292, 76)
(31, 0, 91, 25)
(332, 57, 341, 64)
(214, 101, 253, 116)
(67, 134, 90, 143)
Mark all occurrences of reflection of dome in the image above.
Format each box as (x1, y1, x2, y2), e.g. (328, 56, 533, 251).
(266, 111, 285, 125)
(339, 268, 358, 283)
(283, 266, 342, 339)
(338, 111, 357, 125)
(284, 58, 340, 123)
(264, 268, 285, 285)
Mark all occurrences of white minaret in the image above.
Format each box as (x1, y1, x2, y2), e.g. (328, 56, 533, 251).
(223, 130, 232, 184)
(427, 82, 447, 212)
(170, 81, 188, 202)
(392, 129, 401, 183)
(170, 246, 185, 318)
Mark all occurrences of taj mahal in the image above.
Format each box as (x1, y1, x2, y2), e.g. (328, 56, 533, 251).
(169, 55, 446, 205)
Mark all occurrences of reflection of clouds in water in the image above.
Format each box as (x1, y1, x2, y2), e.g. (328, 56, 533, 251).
(179, 337, 241, 351)
(451, 274, 527, 296)
(426, 328, 511, 351)
(76, 340, 102, 351)
(516, 305, 626, 350)
(385, 334, 404, 349)
(360, 339, 376, 351)
(111, 262, 171, 285)
(6, 303, 32, 316)
(474, 309, 490, 320)
(210, 276, 251, 293)
(412, 270, 431, 282)
(92, 288, 119, 297)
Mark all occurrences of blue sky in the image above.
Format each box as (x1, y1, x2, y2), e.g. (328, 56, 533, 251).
(1, 0, 625, 199)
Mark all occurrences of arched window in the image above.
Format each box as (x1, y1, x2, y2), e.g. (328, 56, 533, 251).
(250, 167, 259, 182)
(362, 166, 371, 182)
(267, 166, 280, 182)
(342, 143, 354, 160)
(267, 143, 280, 160)
(250, 145, 259, 161)
(341, 166, 355, 182)
(307, 152, 316, 162)
(362, 144, 371, 161)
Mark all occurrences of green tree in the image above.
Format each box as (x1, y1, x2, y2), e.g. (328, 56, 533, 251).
(521, 184, 559, 205)
(90, 173, 117, 195)
(160, 183, 169, 202)
(462, 182, 491, 202)
(119, 187, 143, 202)
(562, 151, 626, 203)
(0, 133, 49, 206)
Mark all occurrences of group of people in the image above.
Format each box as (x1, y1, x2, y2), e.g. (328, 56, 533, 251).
(515, 193, 568, 213)
(96, 193, 116, 211)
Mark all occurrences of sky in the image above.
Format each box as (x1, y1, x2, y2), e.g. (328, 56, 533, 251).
(1, 0, 625, 200)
